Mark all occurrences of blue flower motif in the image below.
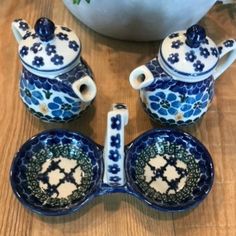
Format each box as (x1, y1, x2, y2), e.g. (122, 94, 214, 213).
(168, 53, 179, 64)
(108, 150, 120, 162)
(31, 33, 38, 39)
(20, 46, 29, 57)
(19, 21, 29, 31)
(193, 60, 204, 72)
(61, 26, 71, 32)
(68, 40, 79, 52)
(171, 40, 184, 49)
(110, 134, 120, 148)
(30, 43, 42, 54)
(149, 92, 181, 116)
(224, 40, 234, 48)
(185, 50, 196, 62)
(211, 48, 218, 57)
(46, 44, 56, 55)
(202, 38, 209, 45)
(218, 46, 223, 55)
(111, 115, 121, 130)
(56, 32, 69, 41)
(200, 47, 210, 58)
(20, 79, 44, 106)
(48, 96, 80, 118)
(22, 31, 31, 40)
(108, 164, 120, 174)
(51, 54, 64, 65)
(32, 56, 44, 67)
(180, 93, 209, 118)
(109, 176, 121, 183)
(169, 33, 179, 39)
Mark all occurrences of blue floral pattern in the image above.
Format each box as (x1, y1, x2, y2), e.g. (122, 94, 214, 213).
(149, 92, 180, 116)
(23, 32, 31, 40)
(61, 26, 71, 32)
(51, 54, 64, 65)
(108, 164, 120, 174)
(140, 58, 214, 126)
(111, 115, 121, 130)
(19, 21, 29, 31)
(218, 46, 223, 55)
(211, 48, 218, 57)
(109, 176, 121, 183)
(32, 56, 44, 67)
(56, 32, 69, 41)
(180, 93, 209, 118)
(171, 40, 184, 49)
(48, 97, 80, 119)
(168, 53, 179, 64)
(200, 47, 210, 58)
(185, 50, 196, 62)
(110, 134, 121, 149)
(193, 60, 205, 72)
(46, 44, 56, 56)
(223, 39, 234, 48)
(169, 33, 179, 39)
(30, 43, 42, 54)
(108, 150, 120, 162)
(20, 79, 43, 106)
(69, 40, 79, 52)
(20, 46, 29, 57)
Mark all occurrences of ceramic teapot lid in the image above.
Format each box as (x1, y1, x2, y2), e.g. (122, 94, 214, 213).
(16, 18, 81, 75)
(158, 25, 219, 82)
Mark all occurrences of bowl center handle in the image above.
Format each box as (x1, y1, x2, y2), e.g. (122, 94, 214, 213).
(103, 103, 128, 186)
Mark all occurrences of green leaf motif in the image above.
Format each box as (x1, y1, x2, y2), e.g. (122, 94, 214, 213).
(73, 0, 91, 5)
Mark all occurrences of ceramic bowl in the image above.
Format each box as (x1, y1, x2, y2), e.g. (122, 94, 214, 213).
(10, 128, 214, 215)
(10, 129, 103, 216)
(126, 129, 214, 212)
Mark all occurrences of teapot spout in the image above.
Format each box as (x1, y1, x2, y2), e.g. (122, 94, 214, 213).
(129, 65, 155, 90)
(72, 75, 97, 102)
(12, 19, 31, 44)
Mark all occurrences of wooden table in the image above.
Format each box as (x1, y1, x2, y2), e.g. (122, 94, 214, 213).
(0, 1, 236, 235)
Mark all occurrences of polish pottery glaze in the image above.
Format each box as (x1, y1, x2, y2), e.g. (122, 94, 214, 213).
(12, 17, 97, 123)
(130, 25, 236, 126)
(10, 104, 214, 215)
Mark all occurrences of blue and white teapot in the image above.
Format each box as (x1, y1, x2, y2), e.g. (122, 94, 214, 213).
(129, 25, 236, 126)
(12, 17, 97, 123)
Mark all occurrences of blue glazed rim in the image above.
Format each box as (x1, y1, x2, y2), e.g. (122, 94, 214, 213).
(10, 129, 103, 216)
(125, 128, 214, 212)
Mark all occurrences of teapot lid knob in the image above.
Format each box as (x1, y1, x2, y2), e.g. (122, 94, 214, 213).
(186, 25, 206, 48)
(34, 17, 55, 42)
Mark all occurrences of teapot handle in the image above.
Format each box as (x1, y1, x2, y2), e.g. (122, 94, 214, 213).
(103, 104, 128, 186)
(12, 19, 31, 44)
(213, 39, 236, 80)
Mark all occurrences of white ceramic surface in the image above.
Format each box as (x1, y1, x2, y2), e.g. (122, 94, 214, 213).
(63, 0, 233, 41)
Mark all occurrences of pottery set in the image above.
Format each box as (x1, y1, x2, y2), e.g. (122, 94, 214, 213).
(63, 0, 233, 41)
(10, 104, 214, 215)
(10, 16, 236, 216)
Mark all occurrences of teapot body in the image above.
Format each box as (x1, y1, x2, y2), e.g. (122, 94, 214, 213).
(20, 59, 94, 123)
(139, 58, 215, 126)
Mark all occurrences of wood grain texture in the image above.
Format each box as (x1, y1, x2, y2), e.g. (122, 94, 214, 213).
(0, 1, 236, 235)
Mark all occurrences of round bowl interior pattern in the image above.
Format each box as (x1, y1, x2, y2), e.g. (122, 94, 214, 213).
(10, 130, 102, 216)
(126, 129, 214, 211)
